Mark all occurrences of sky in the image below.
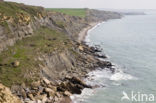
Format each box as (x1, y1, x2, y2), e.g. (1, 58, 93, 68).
(5, 0, 156, 9)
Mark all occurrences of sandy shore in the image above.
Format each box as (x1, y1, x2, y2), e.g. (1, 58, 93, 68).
(78, 22, 100, 42)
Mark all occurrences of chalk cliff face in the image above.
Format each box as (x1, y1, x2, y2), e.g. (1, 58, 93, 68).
(0, 2, 122, 103)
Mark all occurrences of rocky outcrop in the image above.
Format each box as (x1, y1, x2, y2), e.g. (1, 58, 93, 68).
(10, 76, 91, 103)
(0, 84, 21, 103)
(7, 41, 114, 103)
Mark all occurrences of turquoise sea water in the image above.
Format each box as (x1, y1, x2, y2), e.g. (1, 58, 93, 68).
(72, 13, 156, 103)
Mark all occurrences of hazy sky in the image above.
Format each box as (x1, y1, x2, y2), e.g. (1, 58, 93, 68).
(5, 0, 156, 9)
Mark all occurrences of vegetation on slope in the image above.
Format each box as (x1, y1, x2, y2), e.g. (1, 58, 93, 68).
(0, 1, 121, 89)
(0, 27, 71, 87)
(0, 1, 46, 34)
(46, 8, 86, 18)
(0, 2, 79, 88)
(0, 1, 45, 19)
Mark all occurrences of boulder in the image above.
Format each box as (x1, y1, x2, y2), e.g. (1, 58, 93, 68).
(38, 86, 44, 93)
(78, 46, 84, 51)
(0, 83, 21, 103)
(27, 93, 34, 101)
(31, 81, 40, 87)
(58, 77, 92, 94)
(12, 61, 20, 67)
(54, 96, 59, 102)
(71, 77, 91, 88)
(66, 82, 82, 94)
(35, 94, 47, 102)
(64, 91, 72, 97)
(43, 78, 51, 85)
(60, 97, 72, 103)
(49, 85, 57, 92)
(94, 53, 107, 58)
(44, 88, 55, 97)
(21, 89, 27, 99)
(55, 92, 61, 98)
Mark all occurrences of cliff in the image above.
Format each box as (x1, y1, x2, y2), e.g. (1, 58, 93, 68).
(0, 2, 122, 103)
(85, 9, 122, 22)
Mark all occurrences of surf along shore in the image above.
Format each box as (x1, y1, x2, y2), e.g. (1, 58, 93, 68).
(71, 21, 123, 102)
(62, 21, 115, 103)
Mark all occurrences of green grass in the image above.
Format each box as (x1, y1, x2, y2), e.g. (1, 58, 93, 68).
(0, 1, 45, 19)
(55, 21, 66, 28)
(46, 8, 86, 18)
(0, 1, 46, 37)
(0, 27, 71, 87)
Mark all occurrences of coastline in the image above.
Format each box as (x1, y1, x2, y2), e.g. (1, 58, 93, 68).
(0, 2, 123, 103)
(70, 22, 106, 103)
(78, 22, 101, 43)
(68, 22, 103, 103)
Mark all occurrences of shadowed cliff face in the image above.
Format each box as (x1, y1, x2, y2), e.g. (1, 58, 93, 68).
(0, 2, 122, 103)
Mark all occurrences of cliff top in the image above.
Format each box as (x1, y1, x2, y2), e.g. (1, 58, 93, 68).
(0, 1, 46, 27)
(46, 8, 86, 18)
(0, 1, 45, 17)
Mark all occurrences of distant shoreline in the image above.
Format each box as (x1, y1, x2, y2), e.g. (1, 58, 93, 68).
(78, 22, 101, 43)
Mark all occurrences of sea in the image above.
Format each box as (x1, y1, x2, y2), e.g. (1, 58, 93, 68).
(71, 11, 156, 103)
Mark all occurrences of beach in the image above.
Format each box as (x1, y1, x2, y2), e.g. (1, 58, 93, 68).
(78, 22, 100, 42)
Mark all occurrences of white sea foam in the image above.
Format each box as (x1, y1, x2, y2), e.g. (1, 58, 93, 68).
(72, 21, 138, 103)
(71, 88, 94, 103)
(110, 62, 137, 81)
(110, 71, 136, 81)
(84, 68, 112, 86)
(71, 66, 137, 103)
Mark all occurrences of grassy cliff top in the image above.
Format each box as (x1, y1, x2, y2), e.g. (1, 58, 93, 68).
(0, 1, 47, 37)
(0, 2, 45, 18)
(46, 8, 86, 18)
(0, 1, 47, 27)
